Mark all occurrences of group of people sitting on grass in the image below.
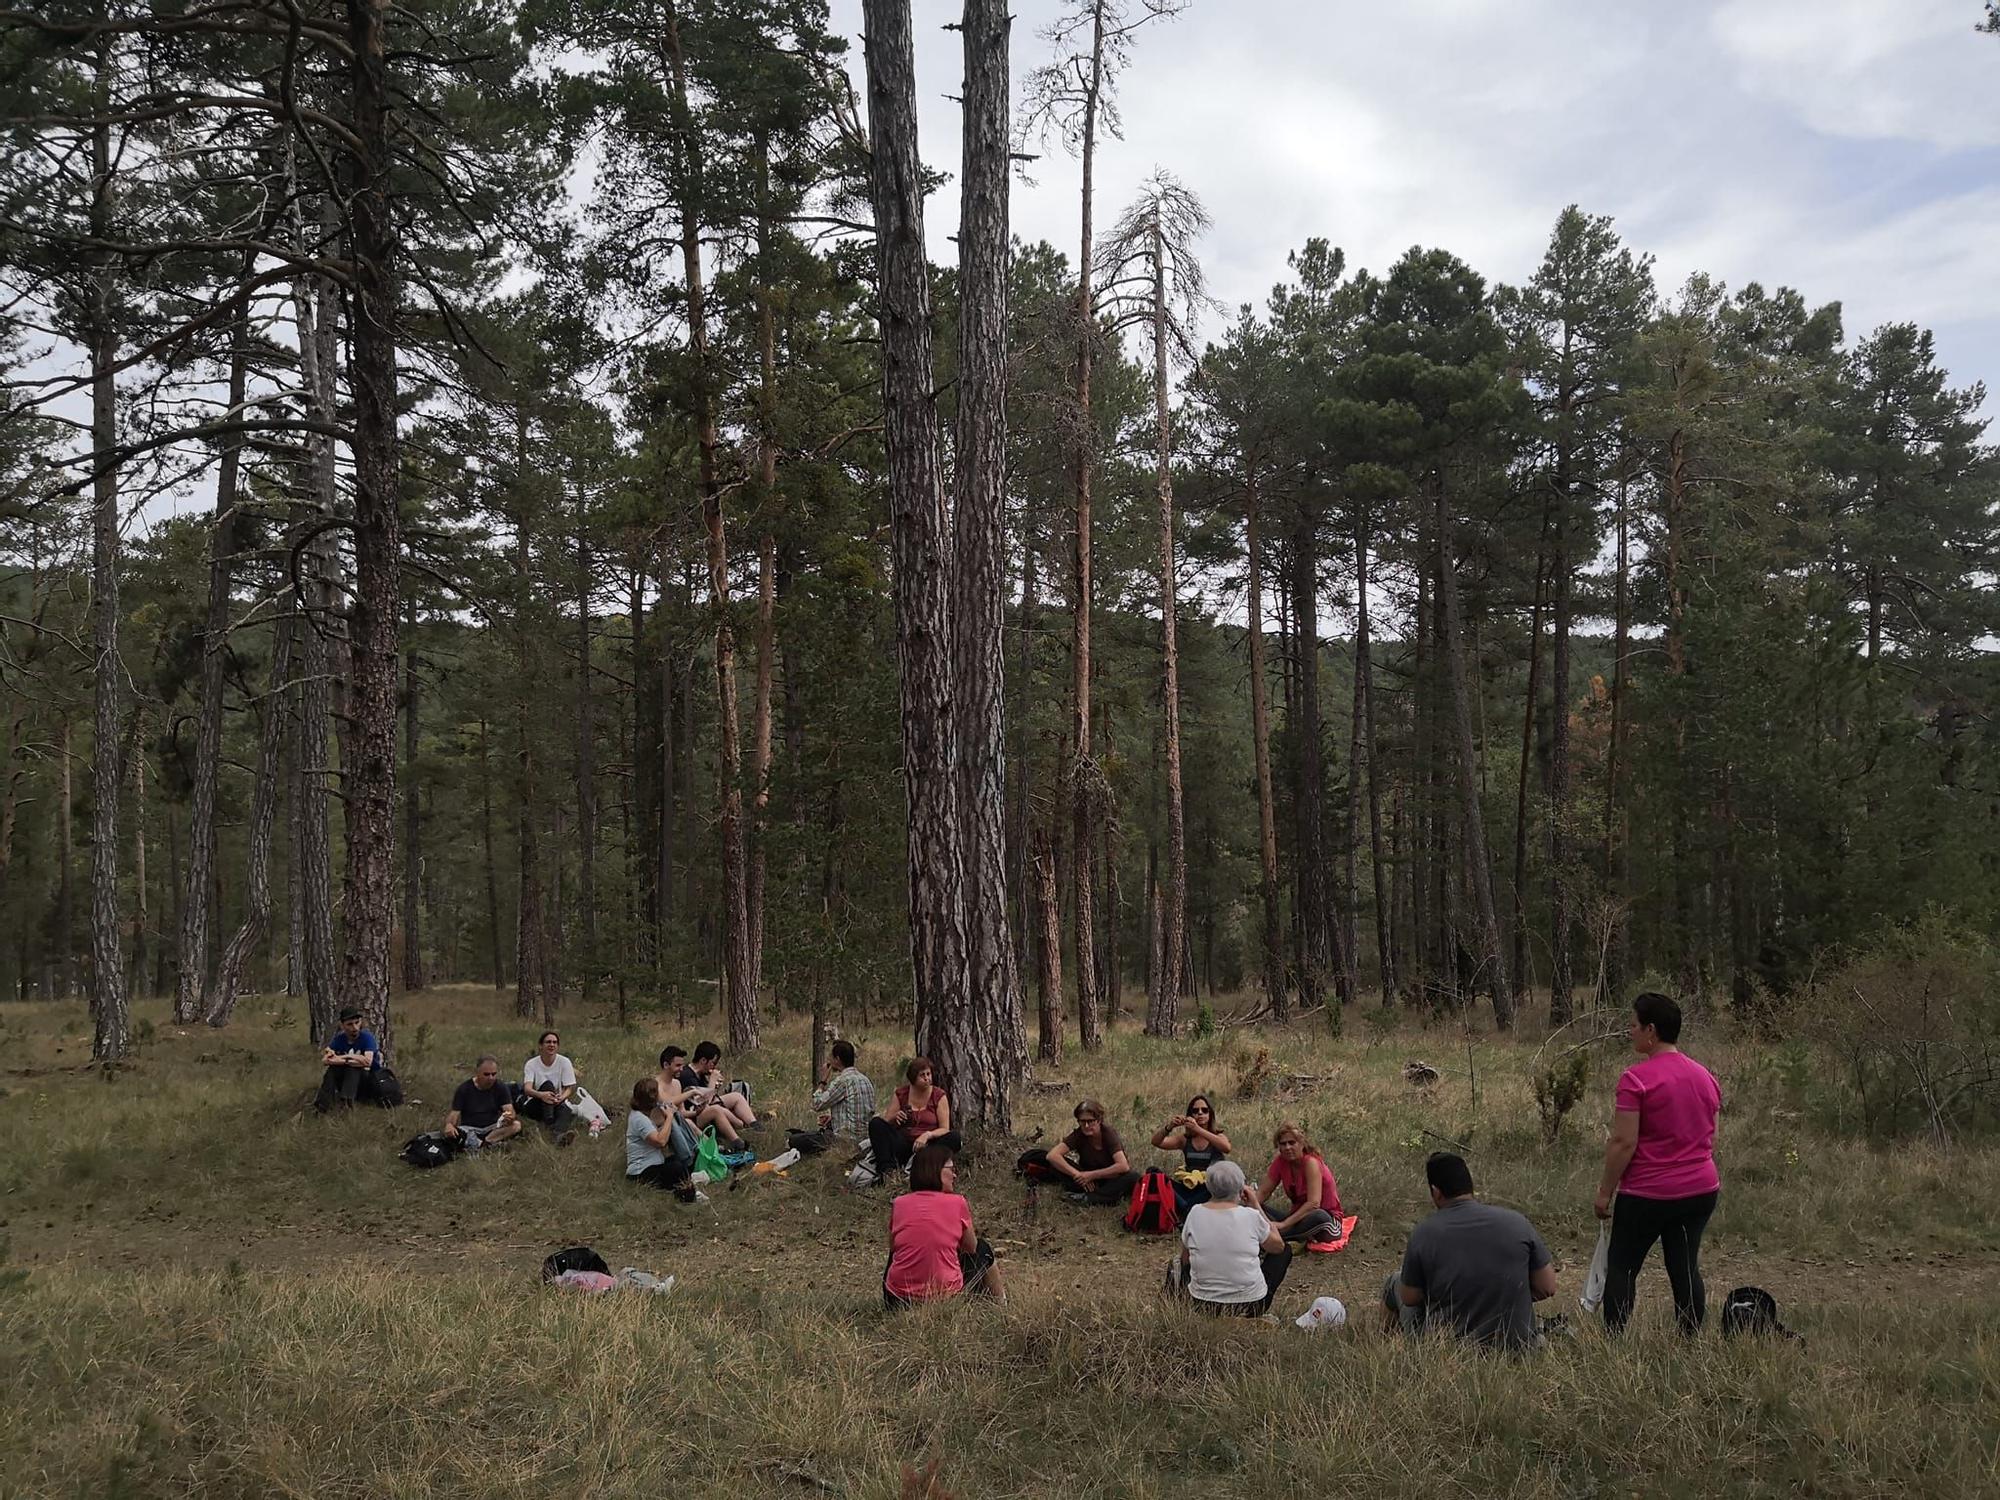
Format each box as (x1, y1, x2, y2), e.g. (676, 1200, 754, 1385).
(877, 990, 1723, 1351)
(320, 988, 1722, 1347)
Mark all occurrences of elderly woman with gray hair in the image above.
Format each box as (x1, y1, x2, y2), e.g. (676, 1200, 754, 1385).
(1175, 1159, 1293, 1316)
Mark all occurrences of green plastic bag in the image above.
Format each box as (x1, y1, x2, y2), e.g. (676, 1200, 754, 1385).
(695, 1127, 731, 1183)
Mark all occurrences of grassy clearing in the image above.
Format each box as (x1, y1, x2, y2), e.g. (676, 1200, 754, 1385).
(2, 985, 1999, 1497)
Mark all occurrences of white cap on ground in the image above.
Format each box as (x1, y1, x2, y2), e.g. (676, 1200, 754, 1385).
(1295, 1296, 1347, 1331)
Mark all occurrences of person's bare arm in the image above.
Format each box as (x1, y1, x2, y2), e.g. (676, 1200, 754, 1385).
(1595, 1110, 1641, 1218)
(443, 1109, 462, 1138)
(917, 1093, 952, 1148)
(1191, 1123, 1231, 1155)
(1152, 1122, 1186, 1150)
(1530, 1262, 1559, 1301)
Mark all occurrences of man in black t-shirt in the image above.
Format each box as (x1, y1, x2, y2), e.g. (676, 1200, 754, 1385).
(445, 1056, 521, 1149)
(1382, 1153, 1557, 1349)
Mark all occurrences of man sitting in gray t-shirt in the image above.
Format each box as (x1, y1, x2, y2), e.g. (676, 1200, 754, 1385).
(1381, 1152, 1558, 1349)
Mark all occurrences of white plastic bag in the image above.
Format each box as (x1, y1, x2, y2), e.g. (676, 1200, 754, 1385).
(572, 1085, 611, 1131)
(1579, 1223, 1610, 1312)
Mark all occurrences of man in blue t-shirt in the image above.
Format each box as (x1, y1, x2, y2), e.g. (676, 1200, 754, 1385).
(315, 1007, 381, 1111)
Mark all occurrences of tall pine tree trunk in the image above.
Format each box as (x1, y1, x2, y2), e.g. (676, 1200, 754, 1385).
(1068, 2, 1107, 1053)
(1511, 539, 1547, 1002)
(1432, 480, 1512, 1028)
(1603, 469, 1632, 1000)
(479, 717, 503, 989)
(207, 618, 294, 1026)
(664, 2, 754, 1050)
(1144, 207, 1186, 1040)
(86, 91, 127, 1062)
(339, 0, 405, 1061)
(1033, 822, 1063, 1068)
(1355, 518, 1394, 1006)
(1245, 464, 1286, 1019)
(286, 200, 338, 1034)
(1548, 484, 1577, 1025)
(939, 0, 1026, 1128)
(401, 603, 425, 992)
(864, 0, 967, 1062)
(574, 518, 599, 1006)
(179, 276, 252, 1023)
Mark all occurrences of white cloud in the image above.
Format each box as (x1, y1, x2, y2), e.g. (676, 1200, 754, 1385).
(826, 0, 2000, 420)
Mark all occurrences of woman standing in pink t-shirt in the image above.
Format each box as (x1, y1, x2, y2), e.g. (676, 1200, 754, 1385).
(883, 1142, 1006, 1308)
(1593, 992, 1722, 1334)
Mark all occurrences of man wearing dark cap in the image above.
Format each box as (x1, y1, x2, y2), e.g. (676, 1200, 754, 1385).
(1380, 1152, 1558, 1349)
(315, 1007, 381, 1111)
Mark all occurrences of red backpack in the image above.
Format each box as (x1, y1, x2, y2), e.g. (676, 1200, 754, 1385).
(1123, 1167, 1180, 1234)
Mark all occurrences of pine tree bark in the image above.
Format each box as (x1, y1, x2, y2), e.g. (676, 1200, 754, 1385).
(864, 0, 968, 1079)
(339, 0, 404, 1061)
(1289, 511, 1347, 1017)
(207, 617, 294, 1026)
(749, 531, 774, 999)
(664, 1, 755, 1051)
(86, 90, 127, 1062)
(513, 442, 546, 1023)
(938, 0, 1026, 1128)
(58, 716, 75, 999)
(128, 714, 148, 999)
(1244, 463, 1285, 1019)
(178, 278, 252, 1023)
(1432, 481, 1513, 1028)
(1144, 206, 1186, 1040)
(1409, 569, 1432, 1004)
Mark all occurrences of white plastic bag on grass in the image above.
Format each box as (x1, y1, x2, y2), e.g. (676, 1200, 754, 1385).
(572, 1086, 611, 1132)
(1579, 1224, 1610, 1312)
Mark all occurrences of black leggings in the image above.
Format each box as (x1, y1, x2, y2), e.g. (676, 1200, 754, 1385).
(882, 1238, 996, 1309)
(867, 1119, 961, 1173)
(517, 1095, 575, 1130)
(1604, 1190, 1718, 1335)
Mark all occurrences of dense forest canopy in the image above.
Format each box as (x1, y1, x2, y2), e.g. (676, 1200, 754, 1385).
(1, 2, 1995, 1115)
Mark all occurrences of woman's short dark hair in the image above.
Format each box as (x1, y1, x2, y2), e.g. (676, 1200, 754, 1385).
(832, 1039, 856, 1068)
(1633, 991, 1683, 1043)
(906, 1055, 934, 1085)
(1074, 1097, 1105, 1124)
(909, 1140, 955, 1192)
(631, 1077, 660, 1112)
(539, 1031, 559, 1047)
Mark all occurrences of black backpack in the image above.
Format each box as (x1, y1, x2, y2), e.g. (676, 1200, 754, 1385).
(398, 1131, 463, 1169)
(370, 1066, 404, 1108)
(541, 1246, 610, 1282)
(1720, 1286, 1802, 1342)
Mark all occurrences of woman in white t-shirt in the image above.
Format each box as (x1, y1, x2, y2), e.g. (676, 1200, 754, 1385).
(519, 1031, 578, 1138)
(1176, 1159, 1292, 1316)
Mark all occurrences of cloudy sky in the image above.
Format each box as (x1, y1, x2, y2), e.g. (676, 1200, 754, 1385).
(826, 0, 1999, 417)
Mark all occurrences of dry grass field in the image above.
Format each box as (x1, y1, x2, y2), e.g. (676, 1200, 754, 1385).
(2, 983, 1997, 1498)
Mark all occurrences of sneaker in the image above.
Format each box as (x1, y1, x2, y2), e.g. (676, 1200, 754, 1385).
(1064, 1190, 1089, 1206)
(555, 1130, 577, 1149)
(689, 1170, 713, 1186)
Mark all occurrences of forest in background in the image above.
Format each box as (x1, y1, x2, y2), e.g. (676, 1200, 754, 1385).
(2, 1, 1996, 1125)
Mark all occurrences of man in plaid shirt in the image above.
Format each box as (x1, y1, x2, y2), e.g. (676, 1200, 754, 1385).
(812, 1039, 878, 1142)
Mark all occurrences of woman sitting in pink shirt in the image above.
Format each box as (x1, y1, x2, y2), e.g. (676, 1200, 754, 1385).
(1594, 991, 1722, 1335)
(883, 1142, 1006, 1308)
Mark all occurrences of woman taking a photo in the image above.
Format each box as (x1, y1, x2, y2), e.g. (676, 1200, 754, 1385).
(1176, 1160, 1291, 1316)
(867, 1056, 959, 1177)
(1594, 991, 1722, 1335)
(1152, 1094, 1231, 1171)
(1258, 1123, 1345, 1245)
(883, 1142, 1004, 1307)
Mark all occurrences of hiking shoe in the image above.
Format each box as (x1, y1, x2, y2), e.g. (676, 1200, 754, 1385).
(555, 1129, 577, 1149)
(1064, 1190, 1089, 1206)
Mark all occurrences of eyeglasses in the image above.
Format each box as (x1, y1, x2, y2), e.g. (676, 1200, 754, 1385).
(1075, 1114, 1100, 1124)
